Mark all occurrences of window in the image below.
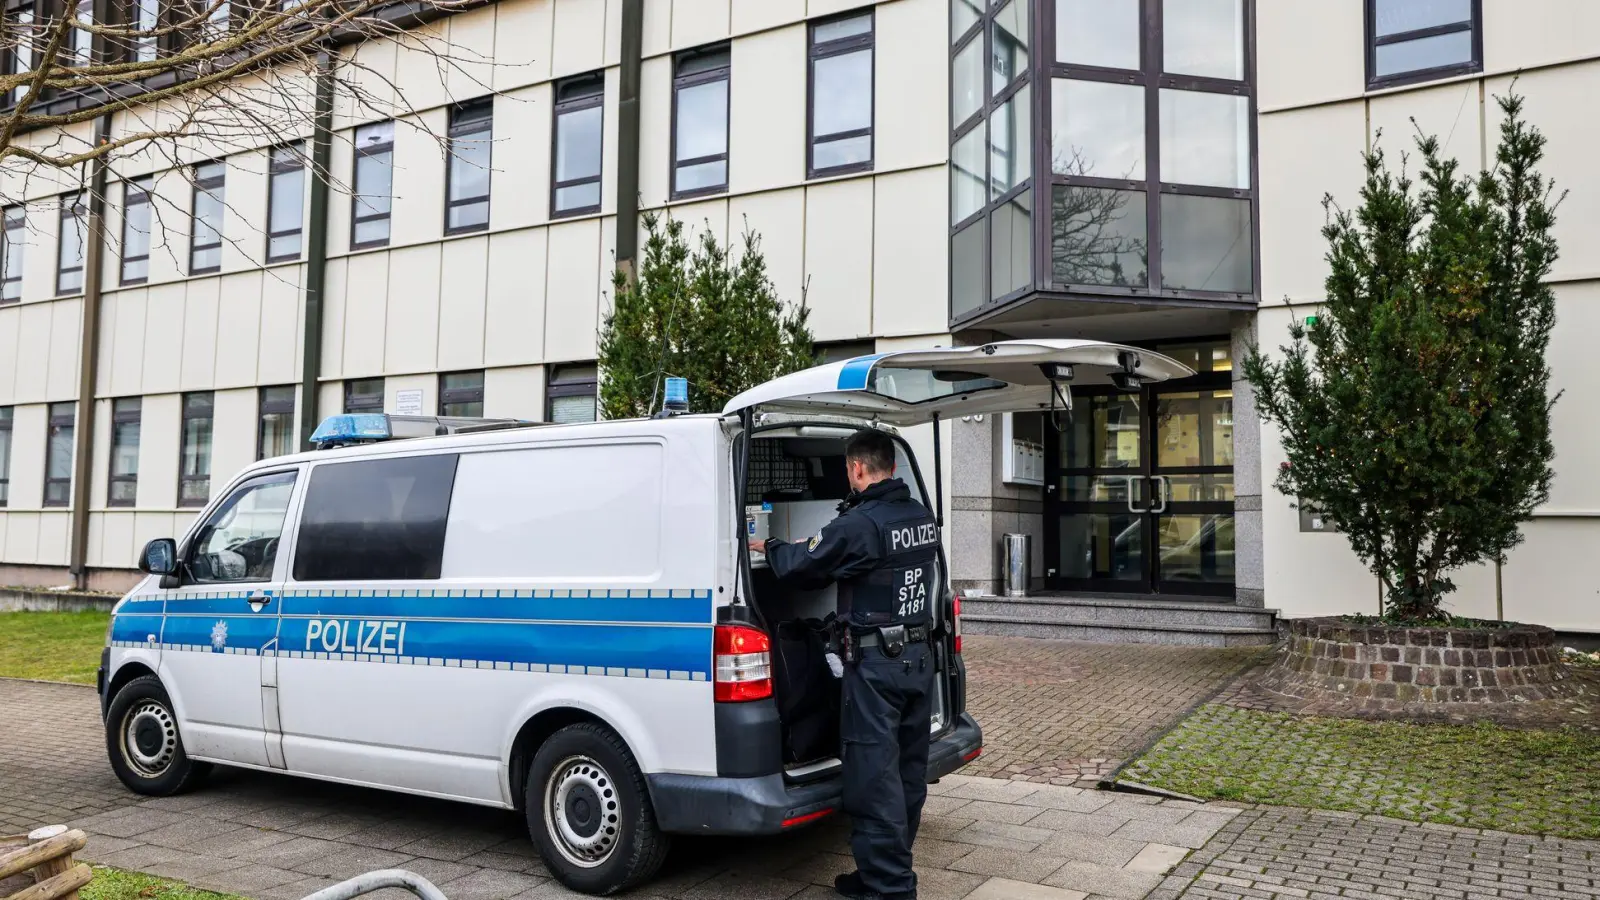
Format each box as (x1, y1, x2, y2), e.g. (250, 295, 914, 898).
(1367, 0, 1481, 89)
(439, 371, 484, 417)
(1, 205, 22, 302)
(546, 365, 597, 424)
(188, 473, 296, 583)
(446, 99, 493, 233)
(672, 46, 730, 198)
(352, 120, 394, 248)
(178, 391, 213, 507)
(56, 192, 86, 296)
(189, 161, 225, 274)
(121, 177, 152, 284)
(202, 0, 229, 40)
(267, 143, 305, 262)
(44, 401, 73, 507)
(808, 12, 874, 177)
(552, 75, 604, 216)
(68, 0, 92, 65)
(258, 385, 295, 460)
(0, 406, 11, 507)
(344, 378, 384, 413)
(7, 1, 35, 105)
(292, 454, 460, 582)
(108, 397, 141, 506)
(131, 0, 157, 62)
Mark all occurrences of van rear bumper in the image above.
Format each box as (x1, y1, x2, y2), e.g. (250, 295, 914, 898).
(647, 712, 982, 836)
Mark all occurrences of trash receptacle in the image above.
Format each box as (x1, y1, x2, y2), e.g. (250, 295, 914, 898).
(1003, 533, 1031, 598)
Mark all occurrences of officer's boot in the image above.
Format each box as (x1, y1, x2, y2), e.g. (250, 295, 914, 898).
(834, 872, 915, 900)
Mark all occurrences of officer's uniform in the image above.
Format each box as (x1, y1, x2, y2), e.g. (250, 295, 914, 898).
(764, 476, 940, 899)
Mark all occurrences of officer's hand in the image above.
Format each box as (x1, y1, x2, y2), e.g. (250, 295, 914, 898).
(747, 538, 769, 554)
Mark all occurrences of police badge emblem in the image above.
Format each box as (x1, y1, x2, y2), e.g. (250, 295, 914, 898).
(808, 533, 821, 551)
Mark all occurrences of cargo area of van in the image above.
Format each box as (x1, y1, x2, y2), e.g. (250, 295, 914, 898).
(738, 422, 951, 775)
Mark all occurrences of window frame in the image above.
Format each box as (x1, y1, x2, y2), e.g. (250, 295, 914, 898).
(1364, 0, 1482, 91)
(0, 405, 12, 508)
(266, 142, 306, 263)
(177, 390, 214, 508)
(351, 120, 396, 250)
(807, 10, 876, 179)
(189, 160, 226, 275)
(438, 370, 485, 417)
(6, 0, 36, 107)
(107, 396, 141, 507)
(550, 74, 606, 219)
(291, 454, 460, 583)
(445, 97, 494, 235)
(670, 44, 732, 200)
(43, 401, 74, 507)
(546, 364, 598, 423)
(257, 384, 296, 460)
(55, 192, 87, 297)
(120, 176, 152, 285)
(1, 204, 23, 303)
(344, 377, 385, 414)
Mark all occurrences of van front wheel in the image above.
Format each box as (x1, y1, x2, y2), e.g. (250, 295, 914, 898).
(525, 723, 669, 895)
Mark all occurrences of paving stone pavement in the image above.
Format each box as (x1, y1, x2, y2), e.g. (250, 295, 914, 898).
(0, 668, 1242, 900)
(1148, 805, 1600, 900)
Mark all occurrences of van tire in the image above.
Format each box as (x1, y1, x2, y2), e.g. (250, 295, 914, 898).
(524, 723, 669, 895)
(105, 674, 211, 796)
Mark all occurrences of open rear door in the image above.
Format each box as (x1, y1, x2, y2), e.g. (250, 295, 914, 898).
(722, 339, 1195, 423)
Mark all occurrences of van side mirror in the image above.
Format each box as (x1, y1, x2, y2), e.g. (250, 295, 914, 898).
(138, 538, 178, 576)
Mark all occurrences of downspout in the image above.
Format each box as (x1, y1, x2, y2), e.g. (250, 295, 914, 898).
(298, 52, 336, 449)
(68, 113, 112, 590)
(613, 0, 642, 282)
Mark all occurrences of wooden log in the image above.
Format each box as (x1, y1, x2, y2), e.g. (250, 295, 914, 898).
(0, 832, 87, 882)
(24, 827, 82, 900)
(2, 863, 92, 900)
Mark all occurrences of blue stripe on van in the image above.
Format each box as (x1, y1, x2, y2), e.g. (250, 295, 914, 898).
(276, 589, 712, 624)
(163, 593, 273, 616)
(110, 614, 164, 645)
(116, 597, 166, 615)
(836, 355, 885, 391)
(162, 613, 281, 653)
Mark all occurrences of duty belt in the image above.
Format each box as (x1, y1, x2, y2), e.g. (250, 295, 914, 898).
(855, 625, 931, 647)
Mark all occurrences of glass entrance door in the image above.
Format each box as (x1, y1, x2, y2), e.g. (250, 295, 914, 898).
(1043, 344, 1235, 597)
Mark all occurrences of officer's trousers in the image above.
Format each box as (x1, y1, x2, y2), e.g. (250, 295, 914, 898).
(840, 640, 936, 897)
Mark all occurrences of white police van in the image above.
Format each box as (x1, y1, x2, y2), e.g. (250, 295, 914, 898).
(96, 341, 1190, 895)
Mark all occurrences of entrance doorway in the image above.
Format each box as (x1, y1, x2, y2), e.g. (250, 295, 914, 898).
(1042, 341, 1236, 598)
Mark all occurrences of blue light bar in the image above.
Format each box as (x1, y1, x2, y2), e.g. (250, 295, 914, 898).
(663, 377, 689, 412)
(309, 413, 391, 448)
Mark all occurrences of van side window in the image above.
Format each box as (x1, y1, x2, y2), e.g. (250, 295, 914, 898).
(293, 454, 459, 581)
(189, 472, 297, 583)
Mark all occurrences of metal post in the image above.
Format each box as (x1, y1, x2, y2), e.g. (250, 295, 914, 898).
(613, 0, 643, 283)
(68, 114, 112, 591)
(298, 52, 336, 450)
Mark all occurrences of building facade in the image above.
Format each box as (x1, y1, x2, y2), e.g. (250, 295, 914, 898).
(0, 0, 1594, 635)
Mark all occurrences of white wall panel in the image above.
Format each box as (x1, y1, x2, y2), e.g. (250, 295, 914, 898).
(391, 111, 448, 248)
(210, 388, 257, 486)
(180, 279, 220, 390)
(8, 404, 44, 508)
(729, 25, 806, 192)
(44, 299, 80, 402)
(132, 510, 176, 554)
(21, 199, 57, 304)
(803, 179, 874, 340)
(1256, 1, 1363, 111)
(641, 0, 671, 57)
(491, 84, 553, 232)
(667, 198, 729, 252)
(552, 0, 609, 79)
(875, 0, 946, 172)
(1483, 0, 1600, 75)
(343, 252, 391, 376)
(99, 511, 137, 570)
(327, 134, 354, 258)
(142, 284, 186, 394)
(543, 219, 602, 361)
(385, 244, 444, 373)
(85, 511, 104, 568)
(333, 39, 399, 131)
(4, 511, 38, 563)
(36, 511, 69, 565)
(439, 237, 490, 370)
(1544, 283, 1600, 513)
(1368, 81, 1482, 172)
(89, 398, 110, 511)
(391, 21, 453, 114)
(138, 393, 181, 509)
(0, 306, 18, 403)
(259, 267, 302, 386)
(1258, 102, 1365, 305)
(492, 0, 555, 90)
(446, 6, 500, 101)
(672, 0, 730, 50)
(638, 56, 672, 209)
(107, 289, 148, 397)
(732, 0, 804, 34)
(215, 272, 264, 389)
(12, 303, 52, 403)
(484, 365, 546, 420)
(872, 167, 947, 336)
(1502, 519, 1600, 632)
(318, 382, 343, 419)
(601, 70, 620, 215)
(222, 152, 269, 273)
(485, 228, 549, 367)
(319, 259, 347, 378)
(807, 0, 874, 18)
(145, 170, 187, 287)
(598, 214, 617, 328)
(728, 188, 806, 312)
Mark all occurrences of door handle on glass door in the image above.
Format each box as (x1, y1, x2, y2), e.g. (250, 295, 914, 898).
(1150, 476, 1169, 514)
(1124, 475, 1145, 514)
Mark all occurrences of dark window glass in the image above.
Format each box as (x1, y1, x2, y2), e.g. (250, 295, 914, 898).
(293, 454, 460, 582)
(991, 187, 1031, 300)
(1052, 185, 1147, 287)
(1159, 193, 1252, 293)
(190, 161, 225, 274)
(132, 0, 157, 62)
(353, 121, 395, 248)
(108, 397, 141, 506)
(446, 99, 493, 233)
(179, 391, 214, 506)
(0, 406, 11, 507)
(44, 401, 73, 507)
(989, 84, 1030, 198)
(2, 205, 23, 302)
(258, 385, 296, 460)
(1368, 0, 1479, 87)
(345, 378, 384, 413)
(68, 0, 91, 65)
(267, 143, 306, 262)
(809, 12, 873, 176)
(56, 193, 86, 296)
(439, 371, 485, 418)
(951, 220, 985, 319)
(547, 365, 597, 424)
(189, 472, 296, 584)
(121, 177, 152, 284)
(673, 46, 730, 197)
(553, 76, 603, 216)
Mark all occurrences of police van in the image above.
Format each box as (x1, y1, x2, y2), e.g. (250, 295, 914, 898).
(96, 340, 1190, 895)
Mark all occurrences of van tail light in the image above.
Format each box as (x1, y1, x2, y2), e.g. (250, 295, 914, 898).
(714, 624, 772, 702)
(952, 594, 963, 655)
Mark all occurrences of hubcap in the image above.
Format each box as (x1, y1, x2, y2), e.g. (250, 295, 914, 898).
(121, 700, 177, 777)
(544, 755, 621, 868)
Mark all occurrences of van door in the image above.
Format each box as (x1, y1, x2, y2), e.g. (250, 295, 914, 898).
(157, 470, 299, 768)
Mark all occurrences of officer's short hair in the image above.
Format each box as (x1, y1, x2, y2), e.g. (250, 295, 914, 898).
(845, 429, 897, 475)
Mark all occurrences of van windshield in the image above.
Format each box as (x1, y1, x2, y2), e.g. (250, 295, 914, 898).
(865, 367, 1005, 404)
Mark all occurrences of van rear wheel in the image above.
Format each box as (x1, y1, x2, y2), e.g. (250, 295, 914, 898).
(524, 723, 669, 895)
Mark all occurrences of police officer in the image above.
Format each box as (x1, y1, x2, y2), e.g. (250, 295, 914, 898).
(748, 428, 939, 900)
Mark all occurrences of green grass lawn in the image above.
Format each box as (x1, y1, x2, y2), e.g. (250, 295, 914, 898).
(0, 610, 110, 684)
(1123, 702, 1600, 839)
(85, 867, 245, 900)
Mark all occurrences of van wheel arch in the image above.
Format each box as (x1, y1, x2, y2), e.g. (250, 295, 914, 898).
(508, 708, 616, 812)
(105, 661, 159, 714)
